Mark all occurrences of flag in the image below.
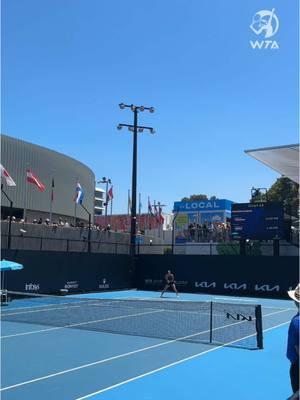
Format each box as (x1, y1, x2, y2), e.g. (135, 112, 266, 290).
(51, 178, 55, 202)
(107, 185, 113, 202)
(0, 164, 16, 187)
(148, 197, 153, 215)
(74, 182, 84, 204)
(27, 170, 46, 192)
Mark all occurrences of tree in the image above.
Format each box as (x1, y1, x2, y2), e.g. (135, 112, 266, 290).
(250, 177, 299, 217)
(250, 188, 268, 203)
(267, 177, 299, 217)
(181, 194, 208, 202)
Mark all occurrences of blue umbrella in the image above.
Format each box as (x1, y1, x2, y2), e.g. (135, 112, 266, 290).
(0, 259, 24, 271)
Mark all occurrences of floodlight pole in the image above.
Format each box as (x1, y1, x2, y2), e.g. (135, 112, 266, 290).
(118, 103, 155, 257)
(1, 184, 13, 249)
(131, 108, 138, 257)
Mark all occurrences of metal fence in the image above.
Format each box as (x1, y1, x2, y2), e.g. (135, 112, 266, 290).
(1, 234, 131, 255)
(136, 241, 299, 256)
(2, 234, 298, 256)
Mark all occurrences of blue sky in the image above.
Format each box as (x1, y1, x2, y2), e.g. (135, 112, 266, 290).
(2, 0, 299, 213)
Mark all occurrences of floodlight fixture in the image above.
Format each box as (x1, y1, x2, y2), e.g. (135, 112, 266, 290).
(119, 103, 125, 109)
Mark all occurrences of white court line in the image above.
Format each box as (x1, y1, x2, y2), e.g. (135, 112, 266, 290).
(0, 309, 164, 339)
(75, 320, 291, 400)
(0, 308, 288, 392)
(1, 300, 123, 315)
(0, 299, 104, 312)
(213, 297, 257, 302)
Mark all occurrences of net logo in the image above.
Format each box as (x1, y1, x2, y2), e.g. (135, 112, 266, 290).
(227, 313, 252, 322)
(255, 284, 280, 292)
(195, 281, 216, 288)
(249, 9, 279, 49)
(224, 283, 247, 290)
(99, 278, 110, 289)
(64, 281, 79, 289)
(25, 283, 40, 291)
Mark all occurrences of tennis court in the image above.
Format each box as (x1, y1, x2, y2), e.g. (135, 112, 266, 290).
(0, 289, 296, 400)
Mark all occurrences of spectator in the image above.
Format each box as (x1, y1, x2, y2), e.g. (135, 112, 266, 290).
(44, 218, 50, 225)
(38, 217, 42, 224)
(203, 222, 208, 241)
(287, 284, 300, 399)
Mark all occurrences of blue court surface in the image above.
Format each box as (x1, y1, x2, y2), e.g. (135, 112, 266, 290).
(0, 289, 297, 400)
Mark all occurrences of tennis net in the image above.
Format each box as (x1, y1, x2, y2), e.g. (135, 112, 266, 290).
(1, 292, 263, 349)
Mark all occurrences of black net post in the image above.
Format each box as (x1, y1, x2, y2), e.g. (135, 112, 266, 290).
(255, 305, 263, 349)
(209, 301, 213, 343)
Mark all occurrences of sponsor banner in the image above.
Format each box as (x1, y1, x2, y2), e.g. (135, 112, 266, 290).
(64, 280, 79, 290)
(98, 278, 110, 289)
(25, 283, 40, 291)
(175, 213, 189, 244)
(2, 250, 133, 293)
(174, 199, 233, 212)
(137, 255, 298, 299)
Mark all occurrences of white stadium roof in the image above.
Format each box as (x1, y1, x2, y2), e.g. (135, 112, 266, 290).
(245, 144, 299, 184)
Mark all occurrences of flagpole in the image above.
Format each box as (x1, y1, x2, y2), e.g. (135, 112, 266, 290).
(128, 189, 130, 232)
(49, 177, 54, 223)
(23, 169, 29, 222)
(110, 198, 113, 228)
(154, 200, 157, 236)
(158, 201, 161, 238)
(147, 196, 150, 231)
(138, 193, 141, 232)
(74, 202, 77, 226)
(74, 178, 78, 226)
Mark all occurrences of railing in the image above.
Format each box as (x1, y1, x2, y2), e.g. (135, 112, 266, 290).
(136, 241, 299, 256)
(1, 234, 131, 255)
(1, 234, 298, 256)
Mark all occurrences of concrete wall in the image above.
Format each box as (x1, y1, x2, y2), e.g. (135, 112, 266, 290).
(1, 221, 164, 254)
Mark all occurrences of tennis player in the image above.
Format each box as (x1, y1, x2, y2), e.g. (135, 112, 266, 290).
(160, 270, 179, 298)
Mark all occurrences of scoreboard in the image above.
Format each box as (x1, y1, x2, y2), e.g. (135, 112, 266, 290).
(231, 202, 284, 240)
